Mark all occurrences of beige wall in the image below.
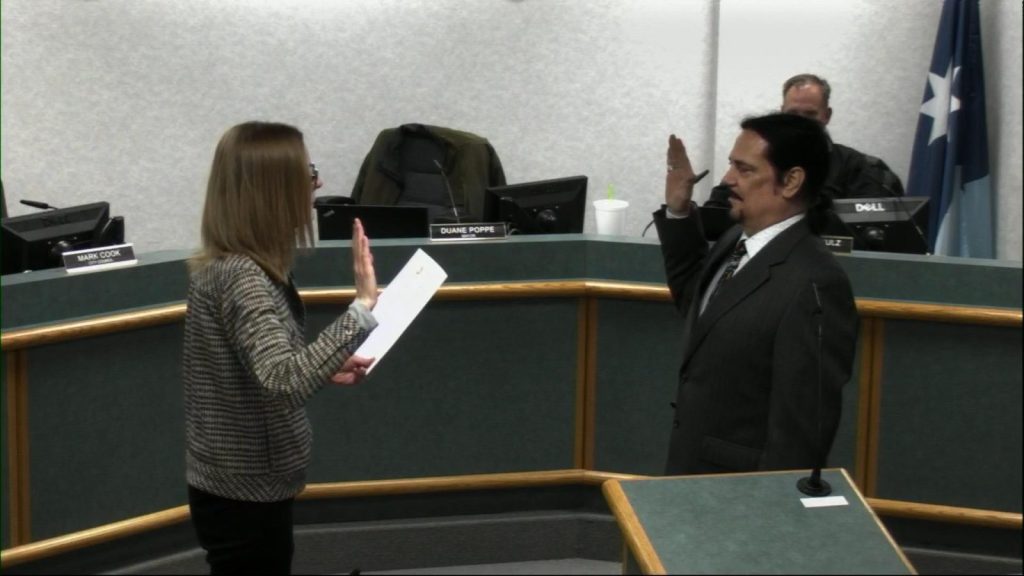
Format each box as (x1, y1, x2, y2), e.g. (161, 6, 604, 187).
(1, 0, 1020, 260)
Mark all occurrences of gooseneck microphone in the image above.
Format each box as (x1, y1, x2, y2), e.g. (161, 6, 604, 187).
(21, 199, 60, 210)
(433, 159, 461, 224)
(798, 282, 832, 497)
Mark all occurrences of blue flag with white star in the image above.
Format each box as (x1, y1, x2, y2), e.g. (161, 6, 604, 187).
(906, 0, 993, 257)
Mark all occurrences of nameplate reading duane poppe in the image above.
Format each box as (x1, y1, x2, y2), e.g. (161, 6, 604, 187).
(62, 243, 138, 274)
(429, 223, 508, 241)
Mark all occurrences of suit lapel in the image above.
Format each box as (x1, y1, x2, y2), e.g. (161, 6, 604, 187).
(697, 226, 742, 298)
(681, 226, 742, 346)
(682, 220, 812, 363)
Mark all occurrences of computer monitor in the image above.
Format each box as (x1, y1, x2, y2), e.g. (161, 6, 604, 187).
(315, 203, 430, 241)
(483, 175, 587, 234)
(824, 196, 930, 254)
(2, 201, 123, 275)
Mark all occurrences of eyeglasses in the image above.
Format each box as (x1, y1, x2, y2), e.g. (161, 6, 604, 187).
(309, 163, 319, 182)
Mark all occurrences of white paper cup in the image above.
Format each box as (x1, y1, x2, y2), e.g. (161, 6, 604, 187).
(593, 199, 629, 236)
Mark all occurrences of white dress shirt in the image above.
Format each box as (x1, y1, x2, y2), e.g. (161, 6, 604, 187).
(696, 212, 806, 315)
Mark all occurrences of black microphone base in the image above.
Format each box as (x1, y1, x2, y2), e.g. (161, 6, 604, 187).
(797, 476, 832, 497)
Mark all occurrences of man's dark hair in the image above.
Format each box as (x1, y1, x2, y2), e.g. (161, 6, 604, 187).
(740, 113, 832, 233)
(782, 73, 832, 106)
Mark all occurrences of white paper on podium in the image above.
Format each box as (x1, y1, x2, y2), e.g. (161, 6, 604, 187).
(355, 248, 447, 374)
(800, 495, 849, 508)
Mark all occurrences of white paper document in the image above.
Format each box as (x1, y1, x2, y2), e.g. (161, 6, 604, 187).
(800, 495, 849, 508)
(355, 248, 447, 374)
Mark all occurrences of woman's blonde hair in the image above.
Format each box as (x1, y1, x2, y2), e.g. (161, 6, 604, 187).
(190, 121, 314, 283)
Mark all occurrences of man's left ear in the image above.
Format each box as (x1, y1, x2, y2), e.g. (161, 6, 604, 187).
(781, 167, 805, 199)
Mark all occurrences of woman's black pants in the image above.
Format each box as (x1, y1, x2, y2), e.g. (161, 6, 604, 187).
(188, 485, 294, 575)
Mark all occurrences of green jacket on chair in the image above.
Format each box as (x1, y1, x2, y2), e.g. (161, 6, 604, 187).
(350, 124, 506, 222)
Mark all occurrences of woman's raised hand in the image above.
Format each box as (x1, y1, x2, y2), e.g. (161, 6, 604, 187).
(352, 218, 377, 310)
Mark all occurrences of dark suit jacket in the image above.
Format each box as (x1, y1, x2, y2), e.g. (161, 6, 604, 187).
(827, 142, 905, 199)
(654, 208, 858, 475)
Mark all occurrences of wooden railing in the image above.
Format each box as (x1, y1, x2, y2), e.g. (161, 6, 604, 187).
(4, 281, 1020, 351)
(1, 469, 1019, 569)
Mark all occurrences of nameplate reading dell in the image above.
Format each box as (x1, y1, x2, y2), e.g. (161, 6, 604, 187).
(429, 223, 508, 242)
(62, 243, 138, 274)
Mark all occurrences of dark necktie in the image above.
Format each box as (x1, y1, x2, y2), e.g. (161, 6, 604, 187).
(709, 239, 747, 301)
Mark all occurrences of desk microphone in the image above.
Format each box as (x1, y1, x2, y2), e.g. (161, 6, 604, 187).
(798, 281, 832, 497)
(21, 199, 59, 210)
(433, 159, 461, 224)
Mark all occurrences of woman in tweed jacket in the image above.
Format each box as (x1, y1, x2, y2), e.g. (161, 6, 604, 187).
(184, 122, 378, 574)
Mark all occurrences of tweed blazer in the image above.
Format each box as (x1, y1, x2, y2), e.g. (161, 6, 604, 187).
(183, 254, 375, 502)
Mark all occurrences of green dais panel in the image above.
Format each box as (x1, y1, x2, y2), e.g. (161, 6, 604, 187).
(584, 237, 669, 284)
(4, 238, 1020, 331)
(875, 320, 1023, 512)
(295, 236, 591, 287)
(592, 299, 682, 475)
(0, 252, 189, 330)
(838, 252, 1021, 308)
(306, 299, 580, 481)
(2, 355, 10, 548)
(830, 336, 866, 477)
(26, 325, 186, 540)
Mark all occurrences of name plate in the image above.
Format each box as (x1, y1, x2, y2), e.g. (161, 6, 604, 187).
(822, 235, 854, 254)
(62, 243, 138, 274)
(429, 222, 508, 242)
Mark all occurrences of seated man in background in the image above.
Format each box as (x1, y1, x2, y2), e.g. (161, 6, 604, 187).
(707, 74, 904, 211)
(781, 73, 905, 199)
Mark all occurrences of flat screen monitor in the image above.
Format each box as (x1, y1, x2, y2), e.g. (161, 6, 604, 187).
(483, 175, 587, 234)
(1, 202, 119, 275)
(824, 196, 930, 254)
(315, 203, 430, 241)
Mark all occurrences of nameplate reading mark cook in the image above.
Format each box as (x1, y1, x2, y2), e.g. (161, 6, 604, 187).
(429, 222, 509, 242)
(62, 243, 138, 274)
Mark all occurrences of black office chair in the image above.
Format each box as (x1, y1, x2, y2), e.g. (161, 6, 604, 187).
(392, 130, 452, 220)
(348, 124, 506, 223)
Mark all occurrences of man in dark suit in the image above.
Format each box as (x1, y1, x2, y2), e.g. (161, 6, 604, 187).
(654, 113, 858, 475)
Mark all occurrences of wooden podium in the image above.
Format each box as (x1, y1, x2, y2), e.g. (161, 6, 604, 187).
(602, 469, 915, 574)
